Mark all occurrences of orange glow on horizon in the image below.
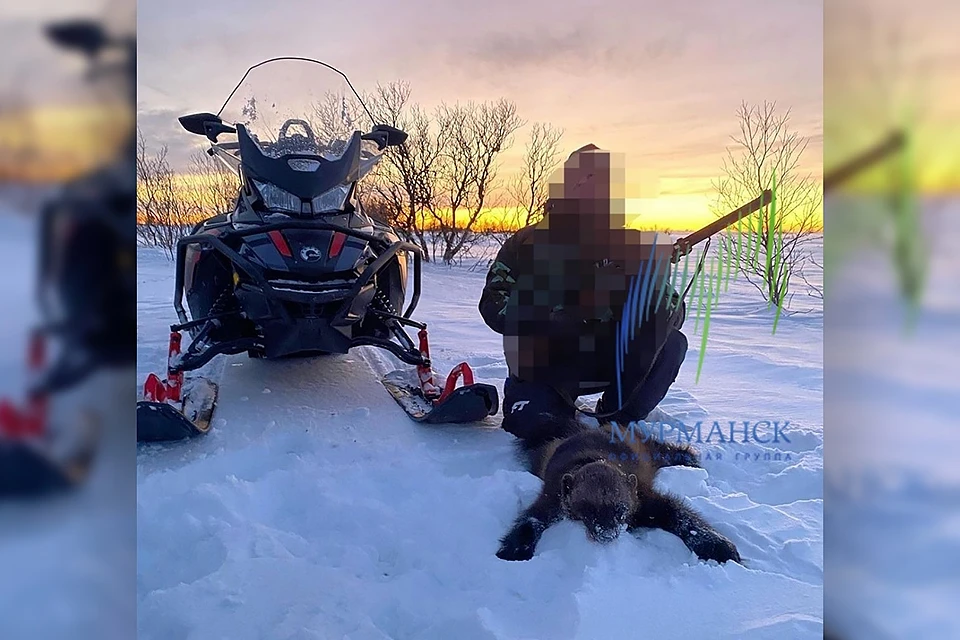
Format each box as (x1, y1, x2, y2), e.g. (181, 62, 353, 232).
(137, 170, 823, 234)
(0, 103, 132, 182)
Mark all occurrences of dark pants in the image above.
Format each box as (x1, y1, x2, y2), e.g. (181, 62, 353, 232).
(501, 329, 688, 441)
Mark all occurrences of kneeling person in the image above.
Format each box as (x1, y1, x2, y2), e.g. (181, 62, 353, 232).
(478, 144, 688, 442)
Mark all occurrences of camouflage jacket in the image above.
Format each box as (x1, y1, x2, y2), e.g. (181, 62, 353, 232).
(477, 225, 686, 338)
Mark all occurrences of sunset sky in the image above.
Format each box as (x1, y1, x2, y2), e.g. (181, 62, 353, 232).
(4, 1, 957, 225)
(0, 0, 133, 179)
(825, 0, 960, 193)
(0, 0, 960, 227)
(133, 0, 823, 231)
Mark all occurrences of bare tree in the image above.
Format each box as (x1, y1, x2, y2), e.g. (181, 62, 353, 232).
(361, 82, 450, 259)
(273, 82, 558, 266)
(505, 122, 564, 228)
(360, 88, 525, 264)
(137, 128, 239, 259)
(187, 148, 239, 215)
(799, 252, 823, 300)
(712, 101, 823, 307)
(310, 89, 368, 151)
(429, 99, 524, 263)
(136, 129, 191, 258)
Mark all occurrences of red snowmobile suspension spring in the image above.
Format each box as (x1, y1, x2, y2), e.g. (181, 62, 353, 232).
(416, 328, 441, 401)
(415, 327, 476, 404)
(166, 331, 184, 401)
(143, 331, 184, 404)
(0, 331, 48, 438)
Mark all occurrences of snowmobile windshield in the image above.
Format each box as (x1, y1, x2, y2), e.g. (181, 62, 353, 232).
(215, 57, 383, 214)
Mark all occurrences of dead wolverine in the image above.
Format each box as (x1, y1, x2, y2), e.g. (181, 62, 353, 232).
(497, 417, 741, 564)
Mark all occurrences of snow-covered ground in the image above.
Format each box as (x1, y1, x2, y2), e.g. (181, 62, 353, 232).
(0, 207, 136, 640)
(824, 197, 960, 640)
(4, 192, 956, 639)
(136, 233, 824, 639)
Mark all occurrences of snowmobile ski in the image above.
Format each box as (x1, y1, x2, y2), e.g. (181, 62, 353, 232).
(137, 330, 219, 442)
(381, 328, 499, 424)
(381, 368, 499, 424)
(0, 330, 102, 497)
(137, 377, 218, 442)
(0, 441, 75, 497)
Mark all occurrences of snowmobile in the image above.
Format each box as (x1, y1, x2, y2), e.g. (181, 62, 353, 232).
(137, 57, 499, 442)
(1, 18, 135, 496)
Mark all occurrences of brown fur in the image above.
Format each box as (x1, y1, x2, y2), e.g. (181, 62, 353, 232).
(498, 420, 741, 563)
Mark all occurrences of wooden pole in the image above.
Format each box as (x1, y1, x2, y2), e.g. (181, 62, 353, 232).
(672, 189, 773, 261)
(823, 130, 905, 194)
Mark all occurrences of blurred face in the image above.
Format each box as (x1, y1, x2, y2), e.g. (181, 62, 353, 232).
(565, 153, 611, 200)
(545, 148, 633, 236)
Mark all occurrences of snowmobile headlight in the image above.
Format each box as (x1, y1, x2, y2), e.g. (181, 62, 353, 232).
(311, 184, 351, 214)
(252, 180, 301, 214)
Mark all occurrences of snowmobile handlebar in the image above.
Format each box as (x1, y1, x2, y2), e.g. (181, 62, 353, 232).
(172, 220, 423, 330)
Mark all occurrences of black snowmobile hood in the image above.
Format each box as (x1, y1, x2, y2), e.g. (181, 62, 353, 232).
(237, 125, 362, 199)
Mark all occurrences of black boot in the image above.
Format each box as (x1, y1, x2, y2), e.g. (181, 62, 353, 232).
(502, 376, 578, 445)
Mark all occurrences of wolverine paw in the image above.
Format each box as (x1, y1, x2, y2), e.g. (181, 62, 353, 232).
(692, 530, 741, 564)
(496, 520, 540, 561)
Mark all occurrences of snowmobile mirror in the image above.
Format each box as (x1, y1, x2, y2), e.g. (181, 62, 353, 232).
(178, 113, 237, 142)
(361, 125, 407, 149)
(373, 124, 408, 147)
(45, 20, 108, 57)
(360, 131, 388, 150)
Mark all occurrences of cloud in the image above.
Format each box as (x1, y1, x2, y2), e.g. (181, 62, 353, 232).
(463, 24, 688, 74)
(136, 105, 203, 169)
(133, 0, 823, 182)
(0, 18, 89, 105)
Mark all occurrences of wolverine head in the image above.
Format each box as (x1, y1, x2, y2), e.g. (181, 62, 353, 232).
(560, 461, 638, 544)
